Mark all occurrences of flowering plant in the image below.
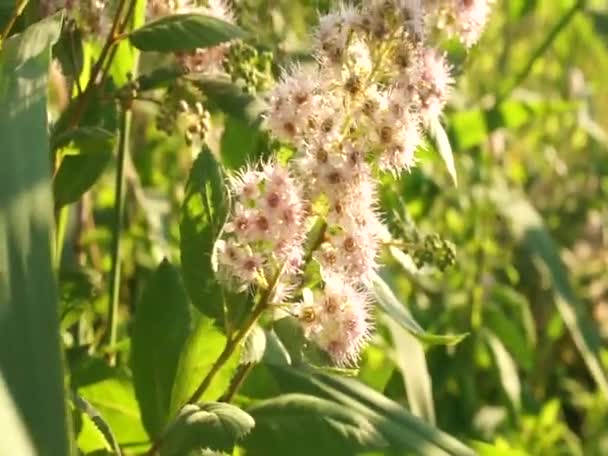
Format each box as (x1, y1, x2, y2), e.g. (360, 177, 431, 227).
(9, 1, 579, 456)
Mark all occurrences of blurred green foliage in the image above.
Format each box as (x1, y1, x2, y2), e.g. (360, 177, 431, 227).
(2, 0, 608, 455)
(64, 0, 608, 454)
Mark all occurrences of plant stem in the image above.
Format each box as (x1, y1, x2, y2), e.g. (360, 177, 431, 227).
(68, 0, 133, 128)
(302, 219, 327, 266)
(220, 363, 256, 403)
(106, 106, 131, 364)
(496, 0, 585, 104)
(186, 281, 276, 404)
(0, 0, 28, 42)
(55, 205, 69, 270)
(222, 362, 255, 403)
(144, 269, 284, 456)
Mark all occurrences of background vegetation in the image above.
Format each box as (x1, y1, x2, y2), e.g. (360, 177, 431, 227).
(1, 0, 608, 455)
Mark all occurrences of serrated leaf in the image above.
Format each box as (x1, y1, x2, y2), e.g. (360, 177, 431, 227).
(131, 259, 192, 438)
(53, 128, 115, 207)
(160, 402, 254, 456)
(0, 12, 69, 456)
(130, 13, 247, 53)
(180, 147, 228, 325)
(245, 393, 388, 456)
(75, 361, 148, 450)
(272, 316, 306, 365)
(169, 314, 240, 416)
(72, 392, 122, 455)
(371, 273, 467, 346)
(241, 324, 267, 365)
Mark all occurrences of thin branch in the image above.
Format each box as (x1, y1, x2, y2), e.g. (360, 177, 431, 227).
(496, 0, 585, 104)
(222, 362, 255, 403)
(106, 105, 132, 365)
(0, 0, 28, 42)
(144, 267, 286, 456)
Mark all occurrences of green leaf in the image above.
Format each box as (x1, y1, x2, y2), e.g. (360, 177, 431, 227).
(272, 316, 306, 365)
(484, 305, 533, 372)
(180, 147, 228, 325)
(134, 65, 188, 91)
(59, 267, 101, 330)
(241, 324, 267, 365)
(108, 0, 147, 86)
(0, 12, 69, 456)
(371, 273, 467, 346)
(494, 188, 608, 397)
(0, 374, 37, 455)
(76, 364, 148, 450)
(483, 330, 521, 412)
(448, 109, 487, 150)
(129, 13, 247, 53)
(194, 76, 265, 123)
(51, 80, 118, 141)
(131, 260, 192, 438)
(169, 314, 240, 416)
(263, 366, 476, 456)
(160, 402, 254, 456)
(52, 127, 115, 207)
(221, 116, 264, 169)
(71, 392, 122, 456)
(428, 118, 457, 186)
(508, 0, 537, 19)
(245, 393, 389, 456)
(383, 316, 436, 424)
(52, 24, 84, 84)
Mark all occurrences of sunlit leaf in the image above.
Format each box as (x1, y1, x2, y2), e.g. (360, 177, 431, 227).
(0, 12, 69, 455)
(52, 127, 115, 207)
(130, 13, 247, 53)
(169, 314, 240, 416)
(371, 273, 467, 346)
(71, 392, 122, 455)
(75, 360, 148, 450)
(384, 316, 436, 424)
(241, 324, 267, 365)
(429, 118, 458, 186)
(131, 260, 192, 438)
(180, 147, 228, 325)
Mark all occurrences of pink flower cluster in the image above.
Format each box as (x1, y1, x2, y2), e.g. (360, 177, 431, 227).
(429, 0, 494, 47)
(224, 0, 493, 365)
(260, 0, 491, 364)
(295, 276, 372, 365)
(216, 162, 306, 293)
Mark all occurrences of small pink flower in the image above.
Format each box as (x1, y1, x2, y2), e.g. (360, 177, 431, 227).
(217, 161, 307, 288)
(296, 276, 372, 365)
